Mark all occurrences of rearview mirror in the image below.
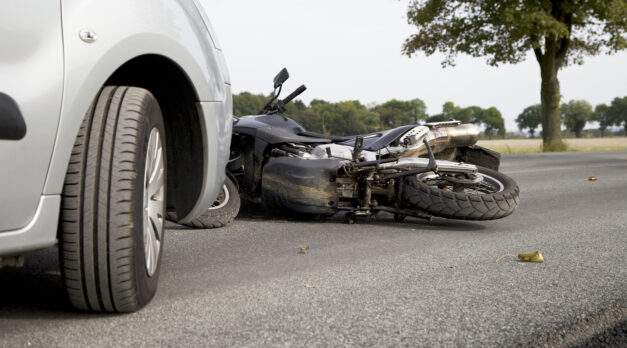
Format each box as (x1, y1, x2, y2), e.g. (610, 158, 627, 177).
(273, 68, 289, 89)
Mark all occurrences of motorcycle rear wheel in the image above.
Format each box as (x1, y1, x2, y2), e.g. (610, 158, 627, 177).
(402, 166, 519, 221)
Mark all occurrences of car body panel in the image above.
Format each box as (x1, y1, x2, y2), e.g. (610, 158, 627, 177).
(0, 1, 64, 231)
(182, 90, 233, 223)
(44, 0, 231, 216)
(0, 0, 232, 254)
(0, 196, 60, 256)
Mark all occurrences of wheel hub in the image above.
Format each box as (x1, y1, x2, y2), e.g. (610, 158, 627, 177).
(209, 184, 229, 209)
(143, 128, 164, 277)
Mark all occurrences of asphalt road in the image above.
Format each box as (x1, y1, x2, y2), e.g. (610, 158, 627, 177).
(1, 151, 626, 347)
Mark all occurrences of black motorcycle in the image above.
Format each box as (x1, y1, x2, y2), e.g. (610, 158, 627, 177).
(181, 68, 519, 226)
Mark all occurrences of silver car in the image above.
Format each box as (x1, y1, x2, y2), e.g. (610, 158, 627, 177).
(0, 0, 232, 312)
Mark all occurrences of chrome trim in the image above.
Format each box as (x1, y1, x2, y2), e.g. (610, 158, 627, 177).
(379, 157, 478, 174)
(209, 184, 229, 209)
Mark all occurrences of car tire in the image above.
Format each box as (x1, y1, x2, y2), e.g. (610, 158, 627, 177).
(59, 86, 167, 313)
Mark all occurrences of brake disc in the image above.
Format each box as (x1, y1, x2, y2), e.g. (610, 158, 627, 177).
(439, 173, 481, 185)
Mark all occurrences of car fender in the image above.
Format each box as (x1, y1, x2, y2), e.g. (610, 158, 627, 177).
(44, 0, 231, 221)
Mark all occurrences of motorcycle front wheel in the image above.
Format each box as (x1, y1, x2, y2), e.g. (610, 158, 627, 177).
(167, 177, 240, 228)
(402, 166, 519, 221)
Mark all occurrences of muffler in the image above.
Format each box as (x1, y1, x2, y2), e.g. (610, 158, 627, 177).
(399, 124, 479, 158)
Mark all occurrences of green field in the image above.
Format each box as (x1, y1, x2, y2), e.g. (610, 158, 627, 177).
(477, 138, 627, 154)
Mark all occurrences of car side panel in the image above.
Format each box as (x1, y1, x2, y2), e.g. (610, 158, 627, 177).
(0, 2, 64, 231)
(43, 0, 231, 220)
(0, 196, 60, 256)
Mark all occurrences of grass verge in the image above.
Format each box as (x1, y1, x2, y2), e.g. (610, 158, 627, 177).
(476, 138, 627, 154)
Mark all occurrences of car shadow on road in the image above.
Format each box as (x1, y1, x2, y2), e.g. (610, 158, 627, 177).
(0, 247, 109, 319)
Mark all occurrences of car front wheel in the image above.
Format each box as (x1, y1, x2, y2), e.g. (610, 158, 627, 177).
(59, 86, 166, 312)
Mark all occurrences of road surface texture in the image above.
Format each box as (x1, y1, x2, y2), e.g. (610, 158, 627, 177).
(1, 151, 626, 347)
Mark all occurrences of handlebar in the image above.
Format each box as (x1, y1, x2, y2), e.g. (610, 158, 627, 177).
(281, 85, 307, 105)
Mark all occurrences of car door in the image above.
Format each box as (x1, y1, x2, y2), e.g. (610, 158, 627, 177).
(0, 2, 64, 231)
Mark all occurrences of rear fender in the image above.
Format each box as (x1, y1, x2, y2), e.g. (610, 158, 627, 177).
(456, 146, 501, 171)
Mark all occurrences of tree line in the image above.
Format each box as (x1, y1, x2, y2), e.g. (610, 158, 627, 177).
(516, 96, 627, 138)
(234, 92, 627, 138)
(233, 92, 506, 137)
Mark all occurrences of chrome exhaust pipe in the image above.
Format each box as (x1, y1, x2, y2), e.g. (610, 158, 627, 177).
(399, 124, 479, 158)
(441, 124, 480, 147)
(378, 157, 478, 174)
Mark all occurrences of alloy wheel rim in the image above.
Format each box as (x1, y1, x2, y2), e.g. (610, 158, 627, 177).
(475, 173, 505, 193)
(209, 184, 229, 210)
(143, 128, 164, 277)
(418, 172, 505, 195)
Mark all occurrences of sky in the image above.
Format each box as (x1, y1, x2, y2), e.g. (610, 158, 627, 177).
(200, 0, 627, 133)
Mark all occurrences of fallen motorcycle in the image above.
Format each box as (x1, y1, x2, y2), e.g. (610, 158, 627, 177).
(190, 68, 519, 226)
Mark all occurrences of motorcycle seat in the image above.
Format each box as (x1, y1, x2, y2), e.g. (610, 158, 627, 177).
(298, 131, 354, 142)
(338, 125, 417, 151)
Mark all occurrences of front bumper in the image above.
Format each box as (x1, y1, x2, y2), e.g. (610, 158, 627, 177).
(177, 86, 233, 223)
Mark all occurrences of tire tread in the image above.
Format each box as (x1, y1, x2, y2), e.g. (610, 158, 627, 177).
(59, 86, 164, 313)
(402, 166, 519, 221)
(166, 178, 240, 229)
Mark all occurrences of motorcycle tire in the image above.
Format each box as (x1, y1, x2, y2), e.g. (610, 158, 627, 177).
(167, 176, 240, 228)
(402, 166, 519, 221)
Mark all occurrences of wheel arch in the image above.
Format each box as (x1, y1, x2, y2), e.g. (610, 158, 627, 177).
(105, 54, 204, 219)
(45, 0, 232, 221)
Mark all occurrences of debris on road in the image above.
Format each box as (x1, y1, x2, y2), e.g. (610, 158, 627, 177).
(299, 245, 310, 254)
(495, 254, 516, 263)
(304, 284, 316, 288)
(518, 250, 545, 262)
(495, 250, 545, 263)
(588, 176, 598, 181)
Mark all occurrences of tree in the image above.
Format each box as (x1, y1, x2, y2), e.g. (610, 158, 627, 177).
(309, 100, 380, 135)
(479, 107, 506, 138)
(427, 102, 505, 137)
(607, 96, 627, 136)
(335, 101, 380, 135)
(232, 92, 269, 116)
(593, 103, 611, 136)
(310, 99, 336, 134)
(292, 108, 322, 133)
(561, 100, 593, 137)
(425, 114, 446, 122)
(374, 98, 428, 128)
(442, 101, 461, 120)
(516, 104, 542, 137)
(403, 1, 627, 150)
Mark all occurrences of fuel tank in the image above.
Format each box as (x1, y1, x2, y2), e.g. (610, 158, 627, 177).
(261, 157, 340, 215)
(234, 114, 331, 144)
